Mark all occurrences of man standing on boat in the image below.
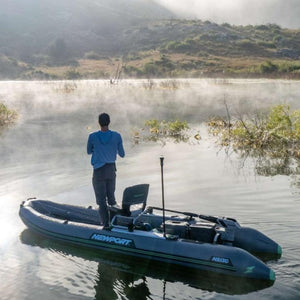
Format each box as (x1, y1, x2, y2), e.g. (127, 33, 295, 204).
(87, 113, 125, 227)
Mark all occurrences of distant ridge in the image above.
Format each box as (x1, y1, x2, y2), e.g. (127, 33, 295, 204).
(0, 0, 174, 58)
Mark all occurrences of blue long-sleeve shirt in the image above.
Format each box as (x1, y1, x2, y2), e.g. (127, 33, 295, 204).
(87, 130, 125, 170)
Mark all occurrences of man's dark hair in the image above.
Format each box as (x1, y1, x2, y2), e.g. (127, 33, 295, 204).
(98, 113, 110, 127)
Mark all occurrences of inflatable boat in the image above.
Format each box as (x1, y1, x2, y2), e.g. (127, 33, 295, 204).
(20, 229, 276, 295)
(19, 182, 281, 282)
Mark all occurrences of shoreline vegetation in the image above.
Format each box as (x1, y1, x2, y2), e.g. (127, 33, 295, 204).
(1, 56, 299, 81)
(133, 104, 300, 162)
(133, 104, 300, 176)
(207, 104, 300, 176)
(0, 103, 18, 133)
(207, 104, 300, 159)
(133, 119, 192, 144)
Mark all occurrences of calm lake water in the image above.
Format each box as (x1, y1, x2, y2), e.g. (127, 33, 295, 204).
(0, 79, 300, 299)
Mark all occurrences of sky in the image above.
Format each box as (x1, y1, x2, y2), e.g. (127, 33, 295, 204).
(154, 0, 300, 29)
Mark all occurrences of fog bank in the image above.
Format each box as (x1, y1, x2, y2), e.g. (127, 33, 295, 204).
(154, 0, 300, 29)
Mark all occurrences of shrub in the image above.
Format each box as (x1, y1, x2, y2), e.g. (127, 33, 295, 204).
(137, 119, 190, 143)
(278, 62, 300, 73)
(145, 119, 189, 135)
(0, 103, 18, 128)
(65, 68, 81, 79)
(84, 51, 102, 60)
(260, 61, 278, 73)
(236, 39, 258, 50)
(207, 104, 300, 159)
(257, 41, 276, 49)
(143, 62, 160, 76)
(165, 41, 181, 51)
(123, 65, 143, 77)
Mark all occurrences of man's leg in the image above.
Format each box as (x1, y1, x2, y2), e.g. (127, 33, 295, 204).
(106, 163, 117, 206)
(93, 172, 109, 226)
(106, 177, 116, 206)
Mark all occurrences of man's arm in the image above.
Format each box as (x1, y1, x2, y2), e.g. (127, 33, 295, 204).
(87, 134, 93, 154)
(118, 135, 125, 157)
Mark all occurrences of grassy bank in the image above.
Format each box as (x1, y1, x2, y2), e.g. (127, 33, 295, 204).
(18, 55, 300, 80)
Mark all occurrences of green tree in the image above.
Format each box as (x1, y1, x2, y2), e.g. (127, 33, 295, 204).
(49, 38, 69, 63)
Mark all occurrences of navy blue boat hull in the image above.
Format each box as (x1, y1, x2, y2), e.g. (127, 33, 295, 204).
(19, 199, 276, 282)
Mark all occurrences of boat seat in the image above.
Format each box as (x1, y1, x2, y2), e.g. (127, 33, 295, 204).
(109, 184, 149, 219)
(112, 215, 134, 228)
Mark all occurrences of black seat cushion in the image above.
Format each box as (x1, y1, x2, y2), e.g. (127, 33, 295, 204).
(122, 184, 149, 216)
(109, 184, 149, 218)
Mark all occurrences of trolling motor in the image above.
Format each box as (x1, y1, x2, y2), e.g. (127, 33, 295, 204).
(160, 156, 166, 237)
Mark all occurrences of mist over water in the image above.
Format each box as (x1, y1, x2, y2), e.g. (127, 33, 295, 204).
(1, 79, 300, 299)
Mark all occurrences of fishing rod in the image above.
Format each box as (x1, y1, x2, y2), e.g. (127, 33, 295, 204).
(147, 206, 238, 226)
(147, 206, 198, 218)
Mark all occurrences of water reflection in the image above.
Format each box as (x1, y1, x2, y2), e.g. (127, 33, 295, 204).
(20, 229, 274, 299)
(255, 156, 299, 176)
(229, 149, 300, 189)
(94, 264, 151, 300)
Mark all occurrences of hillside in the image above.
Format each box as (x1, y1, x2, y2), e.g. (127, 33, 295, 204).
(0, 1, 300, 79)
(0, 0, 173, 59)
(117, 20, 300, 78)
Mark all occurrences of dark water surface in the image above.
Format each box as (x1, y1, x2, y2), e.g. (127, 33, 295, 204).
(0, 79, 300, 299)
